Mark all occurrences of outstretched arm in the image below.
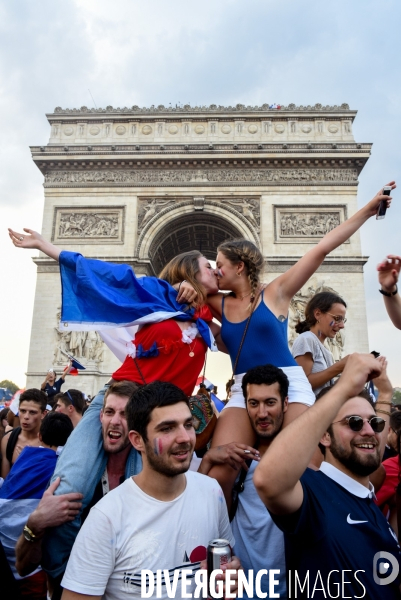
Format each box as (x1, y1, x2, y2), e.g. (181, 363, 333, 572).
(270, 182, 396, 308)
(254, 353, 382, 515)
(377, 255, 401, 329)
(8, 228, 62, 261)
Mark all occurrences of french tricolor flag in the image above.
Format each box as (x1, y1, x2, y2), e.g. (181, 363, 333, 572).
(58, 251, 217, 359)
(0, 447, 58, 578)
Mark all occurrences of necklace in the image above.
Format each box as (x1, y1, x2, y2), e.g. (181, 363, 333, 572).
(188, 338, 197, 358)
(235, 291, 252, 301)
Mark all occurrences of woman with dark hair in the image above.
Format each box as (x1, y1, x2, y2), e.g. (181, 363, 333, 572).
(291, 291, 348, 396)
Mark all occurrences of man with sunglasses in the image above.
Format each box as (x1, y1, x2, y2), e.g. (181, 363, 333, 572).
(254, 353, 401, 599)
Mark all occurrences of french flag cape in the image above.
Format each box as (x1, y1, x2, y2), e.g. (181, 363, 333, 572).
(58, 251, 217, 360)
(0, 446, 57, 577)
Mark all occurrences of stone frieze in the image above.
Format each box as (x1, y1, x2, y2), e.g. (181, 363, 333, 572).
(45, 168, 358, 187)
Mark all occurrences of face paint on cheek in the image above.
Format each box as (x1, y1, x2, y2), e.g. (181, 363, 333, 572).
(153, 438, 163, 455)
(217, 268, 224, 278)
(329, 321, 335, 327)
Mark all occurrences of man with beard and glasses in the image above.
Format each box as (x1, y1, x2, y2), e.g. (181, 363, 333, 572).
(61, 381, 241, 600)
(15, 380, 142, 600)
(254, 354, 401, 600)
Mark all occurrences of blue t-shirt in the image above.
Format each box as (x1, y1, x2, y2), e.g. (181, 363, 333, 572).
(271, 465, 401, 599)
(232, 461, 286, 599)
(44, 377, 64, 398)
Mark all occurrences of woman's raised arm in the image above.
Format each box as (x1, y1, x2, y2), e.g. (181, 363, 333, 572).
(8, 228, 62, 262)
(271, 182, 396, 306)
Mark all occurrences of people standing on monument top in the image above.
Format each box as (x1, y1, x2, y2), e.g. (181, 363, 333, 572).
(291, 291, 349, 396)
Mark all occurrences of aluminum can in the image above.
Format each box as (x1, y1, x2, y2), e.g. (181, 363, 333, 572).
(207, 538, 232, 597)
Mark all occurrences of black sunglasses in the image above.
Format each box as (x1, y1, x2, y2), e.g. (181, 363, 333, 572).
(332, 415, 385, 433)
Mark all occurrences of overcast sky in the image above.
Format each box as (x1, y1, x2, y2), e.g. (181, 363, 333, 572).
(1, 0, 400, 388)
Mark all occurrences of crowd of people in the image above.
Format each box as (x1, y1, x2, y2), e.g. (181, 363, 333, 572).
(1, 181, 401, 599)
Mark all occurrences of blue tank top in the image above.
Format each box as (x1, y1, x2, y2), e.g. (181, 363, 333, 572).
(221, 291, 297, 374)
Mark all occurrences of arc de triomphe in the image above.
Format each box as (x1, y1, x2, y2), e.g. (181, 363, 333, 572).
(26, 103, 371, 395)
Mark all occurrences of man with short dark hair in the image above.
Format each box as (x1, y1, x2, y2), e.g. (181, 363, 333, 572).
(16, 380, 142, 600)
(255, 354, 401, 599)
(61, 380, 239, 600)
(0, 412, 73, 599)
(1, 389, 47, 479)
(229, 364, 289, 599)
(55, 390, 85, 428)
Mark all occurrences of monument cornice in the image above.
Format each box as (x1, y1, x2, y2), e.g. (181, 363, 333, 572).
(47, 103, 356, 119)
(32, 256, 153, 274)
(265, 256, 368, 273)
(32, 142, 372, 155)
(32, 255, 369, 275)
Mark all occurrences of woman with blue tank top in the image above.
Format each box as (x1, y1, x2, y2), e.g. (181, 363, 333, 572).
(202, 181, 396, 498)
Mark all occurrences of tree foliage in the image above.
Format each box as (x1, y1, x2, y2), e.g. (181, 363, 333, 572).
(392, 388, 401, 405)
(0, 380, 20, 394)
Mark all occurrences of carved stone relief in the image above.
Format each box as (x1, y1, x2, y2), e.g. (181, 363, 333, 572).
(45, 168, 358, 187)
(52, 206, 125, 244)
(54, 309, 105, 366)
(288, 279, 345, 360)
(137, 198, 173, 231)
(274, 205, 346, 243)
(137, 196, 260, 235)
(222, 198, 260, 231)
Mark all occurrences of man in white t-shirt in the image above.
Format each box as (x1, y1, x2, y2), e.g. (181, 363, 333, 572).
(61, 381, 239, 600)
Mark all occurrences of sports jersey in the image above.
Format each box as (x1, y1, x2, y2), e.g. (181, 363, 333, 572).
(112, 320, 206, 396)
(271, 462, 401, 599)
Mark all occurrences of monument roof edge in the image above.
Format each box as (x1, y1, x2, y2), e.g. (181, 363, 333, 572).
(45, 103, 356, 119)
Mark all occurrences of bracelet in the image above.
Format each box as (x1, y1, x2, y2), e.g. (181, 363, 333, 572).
(376, 409, 391, 416)
(376, 400, 392, 405)
(177, 280, 187, 294)
(379, 284, 398, 297)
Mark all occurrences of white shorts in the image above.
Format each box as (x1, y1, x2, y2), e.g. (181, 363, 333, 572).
(224, 366, 315, 410)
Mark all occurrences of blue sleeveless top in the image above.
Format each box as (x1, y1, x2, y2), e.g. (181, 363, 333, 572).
(221, 291, 297, 374)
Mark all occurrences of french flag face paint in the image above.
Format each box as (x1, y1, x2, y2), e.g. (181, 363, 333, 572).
(153, 438, 163, 455)
(217, 268, 224, 278)
(329, 321, 335, 327)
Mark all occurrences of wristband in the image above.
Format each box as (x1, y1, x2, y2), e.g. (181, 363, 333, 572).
(379, 284, 398, 297)
(376, 409, 391, 416)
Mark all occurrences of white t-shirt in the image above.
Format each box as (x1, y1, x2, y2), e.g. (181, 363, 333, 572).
(291, 330, 334, 396)
(62, 472, 234, 599)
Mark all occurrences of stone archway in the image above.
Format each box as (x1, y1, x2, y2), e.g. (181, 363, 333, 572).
(148, 212, 243, 274)
(136, 198, 260, 275)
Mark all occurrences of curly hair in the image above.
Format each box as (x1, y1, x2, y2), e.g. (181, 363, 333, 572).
(217, 239, 264, 309)
(159, 250, 206, 309)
